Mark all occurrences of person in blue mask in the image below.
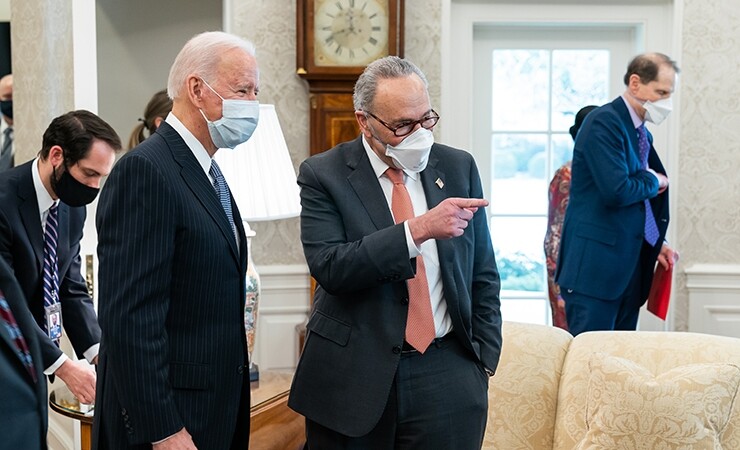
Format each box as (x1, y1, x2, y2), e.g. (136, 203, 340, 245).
(94, 31, 256, 450)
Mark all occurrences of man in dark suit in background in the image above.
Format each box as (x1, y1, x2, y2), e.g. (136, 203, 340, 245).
(0, 73, 13, 172)
(289, 56, 502, 449)
(94, 31, 256, 450)
(556, 53, 680, 336)
(0, 256, 47, 450)
(0, 110, 121, 404)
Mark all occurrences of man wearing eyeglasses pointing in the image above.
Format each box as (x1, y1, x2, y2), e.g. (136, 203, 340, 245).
(289, 56, 502, 449)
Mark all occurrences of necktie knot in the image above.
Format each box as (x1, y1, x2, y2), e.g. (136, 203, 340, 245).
(385, 167, 404, 185)
(209, 159, 238, 244)
(210, 159, 224, 180)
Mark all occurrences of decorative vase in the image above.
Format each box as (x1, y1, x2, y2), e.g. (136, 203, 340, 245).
(244, 227, 260, 381)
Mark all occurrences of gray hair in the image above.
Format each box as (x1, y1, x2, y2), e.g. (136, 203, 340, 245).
(167, 31, 256, 99)
(353, 56, 429, 111)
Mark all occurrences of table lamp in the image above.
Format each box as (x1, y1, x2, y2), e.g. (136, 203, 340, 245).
(215, 104, 301, 381)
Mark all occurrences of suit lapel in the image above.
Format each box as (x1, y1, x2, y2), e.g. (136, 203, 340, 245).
(17, 167, 44, 272)
(613, 97, 642, 164)
(420, 151, 458, 299)
(345, 140, 395, 230)
(159, 123, 241, 264)
(56, 204, 70, 267)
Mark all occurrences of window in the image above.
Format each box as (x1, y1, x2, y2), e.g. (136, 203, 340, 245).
(473, 26, 635, 325)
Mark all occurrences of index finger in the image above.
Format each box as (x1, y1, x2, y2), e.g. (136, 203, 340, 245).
(451, 197, 489, 208)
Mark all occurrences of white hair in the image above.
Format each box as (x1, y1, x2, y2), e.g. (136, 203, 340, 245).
(167, 31, 256, 99)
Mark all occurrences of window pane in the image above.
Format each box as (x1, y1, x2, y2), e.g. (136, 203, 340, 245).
(492, 49, 549, 131)
(490, 216, 546, 294)
(501, 298, 550, 326)
(550, 133, 572, 178)
(491, 133, 547, 215)
(551, 50, 610, 131)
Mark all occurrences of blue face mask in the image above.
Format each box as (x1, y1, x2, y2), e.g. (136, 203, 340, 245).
(199, 79, 259, 149)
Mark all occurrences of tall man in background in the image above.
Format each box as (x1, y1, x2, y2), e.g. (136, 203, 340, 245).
(556, 53, 679, 336)
(289, 56, 502, 448)
(0, 110, 121, 404)
(94, 31, 256, 450)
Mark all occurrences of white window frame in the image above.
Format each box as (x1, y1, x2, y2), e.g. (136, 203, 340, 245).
(440, 0, 680, 331)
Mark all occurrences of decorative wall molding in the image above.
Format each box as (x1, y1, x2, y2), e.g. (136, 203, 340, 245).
(252, 264, 311, 371)
(685, 264, 740, 339)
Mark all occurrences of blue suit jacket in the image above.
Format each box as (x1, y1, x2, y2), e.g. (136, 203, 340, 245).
(0, 161, 100, 368)
(0, 254, 47, 450)
(93, 121, 249, 450)
(288, 137, 502, 436)
(556, 96, 669, 301)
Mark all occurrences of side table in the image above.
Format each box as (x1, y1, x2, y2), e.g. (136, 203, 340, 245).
(49, 386, 93, 450)
(50, 370, 304, 450)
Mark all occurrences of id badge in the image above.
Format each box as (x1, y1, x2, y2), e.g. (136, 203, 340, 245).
(45, 303, 63, 342)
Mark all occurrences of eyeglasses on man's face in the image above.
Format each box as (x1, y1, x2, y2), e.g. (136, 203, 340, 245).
(364, 109, 440, 137)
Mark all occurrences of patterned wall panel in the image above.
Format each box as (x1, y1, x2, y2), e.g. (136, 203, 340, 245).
(674, 0, 740, 331)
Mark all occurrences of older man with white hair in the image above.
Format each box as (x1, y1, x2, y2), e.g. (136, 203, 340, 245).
(93, 31, 258, 450)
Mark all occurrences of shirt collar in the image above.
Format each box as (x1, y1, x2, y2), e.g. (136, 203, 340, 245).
(31, 157, 57, 215)
(621, 93, 644, 129)
(165, 112, 213, 175)
(361, 135, 419, 181)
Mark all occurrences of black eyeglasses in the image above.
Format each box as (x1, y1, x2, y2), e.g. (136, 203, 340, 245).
(364, 109, 440, 137)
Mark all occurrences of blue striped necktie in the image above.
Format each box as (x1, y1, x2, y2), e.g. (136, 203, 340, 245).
(0, 291, 37, 382)
(637, 124, 660, 246)
(209, 160, 237, 242)
(43, 203, 60, 344)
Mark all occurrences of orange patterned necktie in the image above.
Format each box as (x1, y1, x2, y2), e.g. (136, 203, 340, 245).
(385, 168, 436, 353)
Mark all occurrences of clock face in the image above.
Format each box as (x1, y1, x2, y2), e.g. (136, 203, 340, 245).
(313, 0, 390, 67)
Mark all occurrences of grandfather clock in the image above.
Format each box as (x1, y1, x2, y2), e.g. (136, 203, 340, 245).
(295, 0, 405, 352)
(296, 0, 405, 156)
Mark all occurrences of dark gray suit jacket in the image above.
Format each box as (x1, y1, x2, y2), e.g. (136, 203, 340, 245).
(93, 121, 250, 450)
(0, 255, 47, 450)
(288, 137, 502, 436)
(0, 161, 100, 368)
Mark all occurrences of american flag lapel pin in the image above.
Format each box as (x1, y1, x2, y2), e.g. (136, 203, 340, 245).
(435, 178, 444, 189)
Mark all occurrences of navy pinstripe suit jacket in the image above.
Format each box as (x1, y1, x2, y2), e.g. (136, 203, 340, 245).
(93, 121, 250, 450)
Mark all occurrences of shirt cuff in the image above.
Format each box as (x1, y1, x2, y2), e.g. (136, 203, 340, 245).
(44, 353, 69, 375)
(83, 343, 100, 364)
(153, 429, 181, 445)
(403, 221, 421, 258)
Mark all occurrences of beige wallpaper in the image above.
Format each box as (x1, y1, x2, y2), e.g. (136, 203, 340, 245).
(11, 0, 74, 163)
(228, 0, 442, 265)
(673, 0, 740, 330)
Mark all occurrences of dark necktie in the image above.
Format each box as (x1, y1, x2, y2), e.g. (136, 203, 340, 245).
(209, 160, 237, 243)
(0, 291, 37, 382)
(637, 124, 660, 246)
(0, 126, 12, 171)
(42, 204, 60, 345)
(385, 168, 436, 353)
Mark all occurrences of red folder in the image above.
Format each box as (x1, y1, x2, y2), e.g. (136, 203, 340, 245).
(647, 263, 673, 320)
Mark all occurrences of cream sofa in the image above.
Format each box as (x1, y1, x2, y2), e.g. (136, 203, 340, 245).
(484, 321, 740, 449)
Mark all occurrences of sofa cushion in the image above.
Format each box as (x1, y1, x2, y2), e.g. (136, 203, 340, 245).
(575, 353, 740, 450)
(485, 321, 573, 449)
(555, 330, 740, 449)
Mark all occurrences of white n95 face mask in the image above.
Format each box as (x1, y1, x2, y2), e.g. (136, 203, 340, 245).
(643, 97, 673, 125)
(385, 127, 434, 173)
(199, 79, 260, 149)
